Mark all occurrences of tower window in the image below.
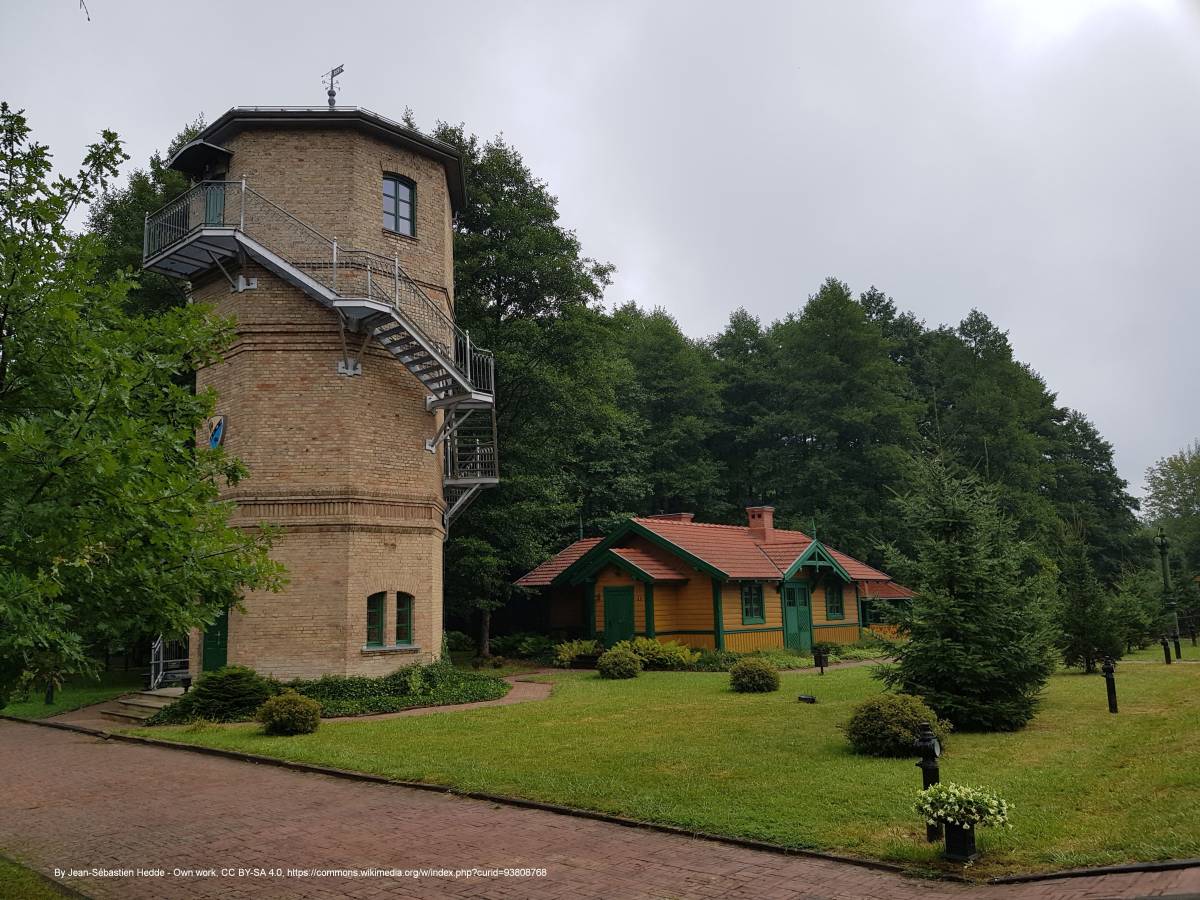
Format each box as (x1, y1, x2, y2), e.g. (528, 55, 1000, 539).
(383, 175, 415, 236)
(396, 592, 414, 645)
(366, 592, 386, 646)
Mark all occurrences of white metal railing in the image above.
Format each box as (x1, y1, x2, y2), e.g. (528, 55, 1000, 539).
(144, 180, 494, 395)
(148, 636, 190, 690)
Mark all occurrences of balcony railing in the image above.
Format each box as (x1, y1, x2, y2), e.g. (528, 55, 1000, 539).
(144, 180, 494, 396)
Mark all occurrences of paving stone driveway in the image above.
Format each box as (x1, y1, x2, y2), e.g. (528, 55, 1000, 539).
(0, 721, 1195, 900)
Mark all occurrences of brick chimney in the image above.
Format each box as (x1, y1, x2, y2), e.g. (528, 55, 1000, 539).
(645, 512, 695, 523)
(746, 506, 774, 543)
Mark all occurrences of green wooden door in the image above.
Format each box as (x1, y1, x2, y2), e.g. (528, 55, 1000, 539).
(603, 587, 635, 646)
(782, 584, 813, 652)
(202, 610, 229, 671)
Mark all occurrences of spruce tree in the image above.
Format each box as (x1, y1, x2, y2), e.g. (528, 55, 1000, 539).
(1056, 527, 1122, 672)
(879, 455, 1057, 731)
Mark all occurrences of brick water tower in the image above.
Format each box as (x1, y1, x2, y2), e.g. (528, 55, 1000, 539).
(143, 106, 497, 680)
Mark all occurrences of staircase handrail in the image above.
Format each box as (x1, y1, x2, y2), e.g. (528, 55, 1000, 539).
(144, 180, 493, 394)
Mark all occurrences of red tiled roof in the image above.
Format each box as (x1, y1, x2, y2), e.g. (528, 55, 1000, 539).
(515, 537, 602, 587)
(860, 580, 914, 599)
(609, 546, 689, 581)
(514, 516, 907, 591)
(632, 517, 788, 579)
(828, 548, 892, 582)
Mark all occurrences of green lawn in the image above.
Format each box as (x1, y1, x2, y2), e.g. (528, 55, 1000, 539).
(0, 855, 71, 899)
(1, 670, 144, 719)
(135, 664, 1200, 878)
(1122, 641, 1199, 663)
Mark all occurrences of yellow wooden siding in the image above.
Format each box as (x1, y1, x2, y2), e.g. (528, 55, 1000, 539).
(591, 565, 646, 636)
(725, 630, 784, 652)
(721, 581, 783, 632)
(653, 576, 716, 634)
(811, 579, 860, 627)
(811, 623, 862, 644)
(869, 623, 901, 639)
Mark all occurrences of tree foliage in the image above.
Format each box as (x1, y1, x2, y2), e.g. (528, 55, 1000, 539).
(0, 104, 282, 703)
(878, 455, 1058, 731)
(1056, 526, 1122, 672)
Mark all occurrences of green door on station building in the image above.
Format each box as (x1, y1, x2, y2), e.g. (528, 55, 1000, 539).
(202, 610, 229, 671)
(603, 586, 635, 646)
(782, 583, 813, 652)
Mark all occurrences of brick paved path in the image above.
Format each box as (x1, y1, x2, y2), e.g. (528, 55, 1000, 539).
(1, 721, 1195, 900)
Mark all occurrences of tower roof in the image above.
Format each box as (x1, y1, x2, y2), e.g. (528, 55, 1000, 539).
(171, 106, 467, 213)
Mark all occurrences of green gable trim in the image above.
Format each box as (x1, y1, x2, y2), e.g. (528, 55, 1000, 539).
(783, 539, 852, 583)
(555, 519, 728, 586)
(570, 548, 657, 584)
(712, 579, 725, 650)
(645, 584, 655, 638)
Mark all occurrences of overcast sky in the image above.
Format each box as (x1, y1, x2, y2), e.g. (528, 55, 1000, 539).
(3, 0, 1197, 498)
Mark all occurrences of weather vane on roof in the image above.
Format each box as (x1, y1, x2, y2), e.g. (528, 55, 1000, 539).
(323, 64, 344, 108)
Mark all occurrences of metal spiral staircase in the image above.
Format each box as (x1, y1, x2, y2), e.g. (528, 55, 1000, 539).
(143, 180, 497, 530)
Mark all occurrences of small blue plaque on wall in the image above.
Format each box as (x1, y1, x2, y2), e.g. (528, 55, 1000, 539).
(206, 415, 226, 449)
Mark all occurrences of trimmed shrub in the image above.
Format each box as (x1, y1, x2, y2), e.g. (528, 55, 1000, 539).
(256, 691, 321, 735)
(553, 639, 602, 668)
(842, 693, 951, 757)
(613, 637, 700, 671)
(148, 665, 279, 724)
(444, 630, 474, 652)
(691, 649, 743, 672)
(597, 646, 642, 679)
(729, 657, 780, 693)
(290, 663, 508, 717)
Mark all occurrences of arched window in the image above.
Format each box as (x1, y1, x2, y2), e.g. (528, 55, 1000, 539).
(383, 174, 415, 236)
(366, 592, 386, 646)
(395, 592, 414, 645)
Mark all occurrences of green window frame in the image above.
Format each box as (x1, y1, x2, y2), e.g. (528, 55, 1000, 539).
(366, 592, 386, 646)
(740, 582, 765, 625)
(395, 592, 414, 646)
(383, 174, 415, 236)
(826, 582, 845, 620)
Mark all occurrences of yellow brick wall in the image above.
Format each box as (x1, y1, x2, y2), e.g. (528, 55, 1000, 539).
(183, 123, 459, 680)
(220, 127, 454, 309)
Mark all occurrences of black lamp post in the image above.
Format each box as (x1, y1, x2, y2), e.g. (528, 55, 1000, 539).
(915, 722, 942, 843)
(1101, 657, 1118, 714)
(1154, 528, 1182, 660)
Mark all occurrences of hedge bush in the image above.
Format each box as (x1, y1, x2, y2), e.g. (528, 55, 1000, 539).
(612, 637, 700, 670)
(444, 630, 475, 652)
(729, 657, 780, 693)
(842, 693, 951, 757)
(597, 646, 642, 679)
(288, 663, 508, 717)
(489, 632, 555, 660)
(256, 691, 321, 735)
(553, 639, 602, 668)
(150, 662, 508, 723)
(148, 666, 280, 724)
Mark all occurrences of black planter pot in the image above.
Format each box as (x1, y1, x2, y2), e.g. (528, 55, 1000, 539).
(942, 822, 978, 862)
